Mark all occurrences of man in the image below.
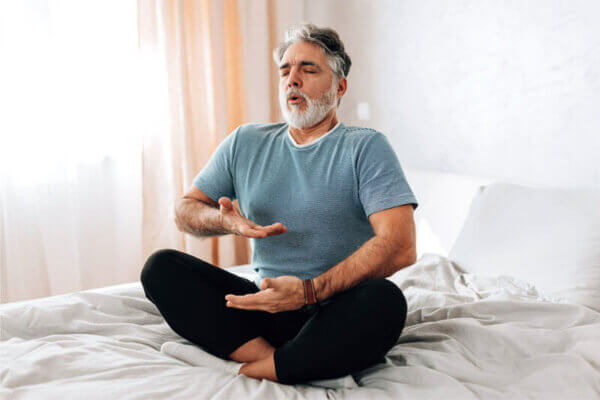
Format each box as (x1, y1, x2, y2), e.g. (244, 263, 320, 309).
(140, 23, 418, 385)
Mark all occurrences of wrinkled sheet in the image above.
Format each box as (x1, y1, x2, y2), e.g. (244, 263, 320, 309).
(1, 254, 599, 399)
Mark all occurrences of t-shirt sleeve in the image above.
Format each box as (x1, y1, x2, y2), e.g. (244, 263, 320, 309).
(356, 132, 419, 217)
(192, 127, 239, 203)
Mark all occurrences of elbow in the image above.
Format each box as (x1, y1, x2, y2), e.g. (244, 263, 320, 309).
(406, 248, 417, 265)
(174, 216, 183, 232)
(173, 201, 184, 232)
(393, 248, 417, 272)
(408, 255, 417, 267)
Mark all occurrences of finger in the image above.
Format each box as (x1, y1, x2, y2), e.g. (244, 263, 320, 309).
(255, 222, 286, 230)
(253, 222, 287, 235)
(225, 294, 245, 302)
(258, 226, 286, 237)
(225, 291, 271, 307)
(226, 302, 267, 312)
(260, 278, 278, 290)
(218, 197, 233, 211)
(225, 293, 261, 305)
(239, 226, 268, 238)
(239, 215, 283, 230)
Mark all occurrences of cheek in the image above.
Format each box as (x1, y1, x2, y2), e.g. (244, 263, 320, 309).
(279, 88, 289, 101)
(279, 80, 288, 93)
(314, 80, 332, 96)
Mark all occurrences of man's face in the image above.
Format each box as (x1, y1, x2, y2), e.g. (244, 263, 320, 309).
(278, 41, 339, 129)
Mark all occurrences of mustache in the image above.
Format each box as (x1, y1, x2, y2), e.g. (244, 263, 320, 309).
(283, 88, 308, 100)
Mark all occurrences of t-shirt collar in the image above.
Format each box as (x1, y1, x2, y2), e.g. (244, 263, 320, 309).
(287, 121, 342, 148)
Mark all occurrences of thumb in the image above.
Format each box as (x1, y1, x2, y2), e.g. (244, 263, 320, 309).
(218, 197, 234, 211)
(260, 278, 272, 290)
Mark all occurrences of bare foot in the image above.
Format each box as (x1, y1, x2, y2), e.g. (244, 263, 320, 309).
(229, 336, 275, 363)
(238, 351, 278, 382)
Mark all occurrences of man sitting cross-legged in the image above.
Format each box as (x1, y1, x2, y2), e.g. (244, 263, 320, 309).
(140, 23, 418, 385)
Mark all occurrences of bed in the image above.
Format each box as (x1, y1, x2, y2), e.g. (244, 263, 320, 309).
(2, 167, 600, 399)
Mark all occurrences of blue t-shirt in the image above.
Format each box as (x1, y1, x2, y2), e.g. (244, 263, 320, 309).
(192, 121, 419, 291)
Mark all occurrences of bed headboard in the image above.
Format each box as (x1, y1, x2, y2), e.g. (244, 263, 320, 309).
(403, 167, 497, 258)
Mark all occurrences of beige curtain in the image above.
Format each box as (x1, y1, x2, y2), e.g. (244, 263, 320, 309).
(137, 0, 277, 268)
(1, 2, 146, 303)
(0, 0, 280, 303)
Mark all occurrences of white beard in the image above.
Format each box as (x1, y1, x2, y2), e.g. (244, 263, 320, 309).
(279, 79, 337, 129)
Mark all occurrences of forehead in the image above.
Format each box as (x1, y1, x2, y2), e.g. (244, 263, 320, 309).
(280, 41, 328, 67)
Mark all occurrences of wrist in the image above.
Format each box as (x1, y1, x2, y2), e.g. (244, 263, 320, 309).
(302, 278, 318, 305)
(219, 213, 233, 234)
(312, 275, 329, 303)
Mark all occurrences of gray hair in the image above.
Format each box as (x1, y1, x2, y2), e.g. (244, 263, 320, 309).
(273, 24, 352, 81)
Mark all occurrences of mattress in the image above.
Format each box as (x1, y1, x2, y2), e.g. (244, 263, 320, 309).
(2, 255, 599, 399)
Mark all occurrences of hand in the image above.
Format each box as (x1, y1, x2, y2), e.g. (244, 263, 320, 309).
(225, 276, 305, 313)
(218, 197, 287, 239)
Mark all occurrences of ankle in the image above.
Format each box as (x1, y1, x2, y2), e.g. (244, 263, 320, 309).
(229, 336, 275, 363)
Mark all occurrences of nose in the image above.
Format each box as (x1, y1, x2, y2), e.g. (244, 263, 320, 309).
(286, 67, 301, 90)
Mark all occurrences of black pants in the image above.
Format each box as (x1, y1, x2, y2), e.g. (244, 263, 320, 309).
(140, 248, 408, 385)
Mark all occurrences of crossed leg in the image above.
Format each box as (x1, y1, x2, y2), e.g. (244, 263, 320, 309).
(140, 249, 292, 382)
(233, 278, 408, 385)
(140, 249, 408, 385)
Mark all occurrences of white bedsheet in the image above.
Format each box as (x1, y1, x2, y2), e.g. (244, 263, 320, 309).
(2, 254, 599, 399)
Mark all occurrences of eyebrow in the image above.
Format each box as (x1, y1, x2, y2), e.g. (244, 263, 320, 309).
(279, 61, 322, 70)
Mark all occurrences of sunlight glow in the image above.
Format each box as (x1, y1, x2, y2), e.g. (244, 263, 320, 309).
(0, 0, 148, 185)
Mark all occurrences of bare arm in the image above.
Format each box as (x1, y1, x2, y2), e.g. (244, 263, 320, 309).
(222, 204, 416, 314)
(174, 184, 287, 239)
(313, 204, 417, 302)
(174, 198, 230, 238)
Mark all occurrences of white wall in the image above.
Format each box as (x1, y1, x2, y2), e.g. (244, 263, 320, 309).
(296, 0, 600, 189)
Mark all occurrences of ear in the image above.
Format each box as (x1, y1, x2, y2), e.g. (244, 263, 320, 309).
(336, 77, 348, 98)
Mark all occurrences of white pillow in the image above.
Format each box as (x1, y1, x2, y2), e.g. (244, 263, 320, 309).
(448, 182, 600, 312)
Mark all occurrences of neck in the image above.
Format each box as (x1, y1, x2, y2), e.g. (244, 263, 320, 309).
(288, 110, 339, 143)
